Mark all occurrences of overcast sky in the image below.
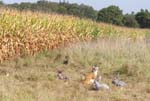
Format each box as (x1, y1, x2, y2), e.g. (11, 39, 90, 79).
(2, 0, 150, 13)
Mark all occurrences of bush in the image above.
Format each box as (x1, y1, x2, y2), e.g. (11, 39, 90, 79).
(123, 14, 139, 28)
(97, 5, 124, 26)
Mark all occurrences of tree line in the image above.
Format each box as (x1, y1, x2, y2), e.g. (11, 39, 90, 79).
(0, 0, 150, 28)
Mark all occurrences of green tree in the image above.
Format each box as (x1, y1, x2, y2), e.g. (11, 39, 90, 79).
(19, 2, 32, 10)
(123, 14, 139, 28)
(135, 9, 150, 28)
(97, 5, 124, 25)
(79, 4, 97, 20)
(57, 6, 67, 14)
(0, 1, 3, 6)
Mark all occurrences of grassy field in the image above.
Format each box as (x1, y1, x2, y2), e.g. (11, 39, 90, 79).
(0, 38, 150, 101)
(0, 8, 150, 101)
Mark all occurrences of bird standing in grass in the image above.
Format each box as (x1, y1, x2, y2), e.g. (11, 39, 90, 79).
(92, 76, 110, 90)
(56, 70, 69, 81)
(112, 73, 127, 87)
(63, 56, 69, 65)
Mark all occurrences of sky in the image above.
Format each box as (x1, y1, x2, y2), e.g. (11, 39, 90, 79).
(2, 0, 150, 14)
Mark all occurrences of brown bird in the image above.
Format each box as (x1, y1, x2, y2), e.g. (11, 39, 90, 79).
(63, 56, 69, 65)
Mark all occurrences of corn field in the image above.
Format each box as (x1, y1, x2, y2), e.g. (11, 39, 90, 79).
(0, 8, 150, 62)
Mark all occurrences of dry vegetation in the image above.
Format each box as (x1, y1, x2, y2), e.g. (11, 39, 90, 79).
(0, 8, 150, 101)
(0, 38, 150, 101)
(0, 8, 150, 61)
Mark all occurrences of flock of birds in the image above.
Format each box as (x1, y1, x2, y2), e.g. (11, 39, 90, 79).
(56, 56, 127, 91)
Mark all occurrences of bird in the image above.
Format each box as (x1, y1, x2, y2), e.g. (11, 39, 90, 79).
(112, 73, 127, 87)
(82, 65, 99, 85)
(63, 56, 69, 65)
(92, 76, 110, 90)
(56, 70, 69, 81)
